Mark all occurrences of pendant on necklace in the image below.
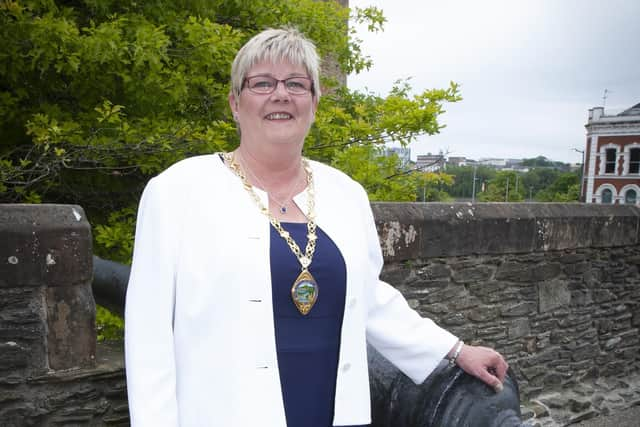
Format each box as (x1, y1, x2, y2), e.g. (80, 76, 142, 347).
(291, 269, 318, 315)
(280, 206, 287, 214)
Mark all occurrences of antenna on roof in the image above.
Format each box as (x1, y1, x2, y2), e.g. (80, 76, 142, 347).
(602, 88, 611, 108)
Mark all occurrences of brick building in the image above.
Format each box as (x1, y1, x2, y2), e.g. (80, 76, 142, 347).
(583, 103, 640, 204)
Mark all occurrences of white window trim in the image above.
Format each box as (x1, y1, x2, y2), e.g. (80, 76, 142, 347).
(594, 183, 618, 204)
(620, 183, 640, 205)
(599, 143, 620, 176)
(622, 143, 640, 176)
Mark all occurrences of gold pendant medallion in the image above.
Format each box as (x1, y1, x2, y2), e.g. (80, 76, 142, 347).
(291, 269, 318, 315)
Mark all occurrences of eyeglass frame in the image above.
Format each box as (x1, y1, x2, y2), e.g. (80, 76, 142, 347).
(242, 75, 315, 96)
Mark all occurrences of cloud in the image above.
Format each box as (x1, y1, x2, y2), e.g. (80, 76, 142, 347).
(348, 0, 640, 162)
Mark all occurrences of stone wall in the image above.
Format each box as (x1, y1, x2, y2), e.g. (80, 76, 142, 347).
(0, 205, 126, 426)
(372, 202, 640, 425)
(1, 202, 639, 426)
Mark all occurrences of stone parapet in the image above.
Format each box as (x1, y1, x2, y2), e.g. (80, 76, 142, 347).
(372, 202, 640, 425)
(372, 202, 640, 261)
(0, 204, 95, 377)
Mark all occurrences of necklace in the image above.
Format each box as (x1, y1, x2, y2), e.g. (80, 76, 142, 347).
(224, 151, 319, 315)
(236, 152, 302, 215)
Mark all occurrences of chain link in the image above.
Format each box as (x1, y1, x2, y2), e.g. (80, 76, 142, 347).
(224, 152, 317, 270)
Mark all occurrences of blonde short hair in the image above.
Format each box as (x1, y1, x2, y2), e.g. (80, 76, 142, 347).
(230, 28, 321, 99)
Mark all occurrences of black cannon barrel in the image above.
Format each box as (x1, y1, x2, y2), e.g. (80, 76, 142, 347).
(92, 255, 129, 317)
(92, 257, 524, 426)
(368, 345, 524, 427)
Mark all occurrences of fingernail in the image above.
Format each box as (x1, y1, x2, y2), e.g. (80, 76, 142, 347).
(494, 382, 503, 393)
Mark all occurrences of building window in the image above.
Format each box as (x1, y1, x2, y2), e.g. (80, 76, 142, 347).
(605, 148, 617, 173)
(602, 189, 613, 204)
(625, 190, 637, 204)
(629, 148, 640, 174)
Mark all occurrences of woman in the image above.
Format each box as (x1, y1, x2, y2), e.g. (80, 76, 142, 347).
(125, 28, 508, 427)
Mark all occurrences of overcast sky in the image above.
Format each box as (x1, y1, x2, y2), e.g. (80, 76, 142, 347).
(347, 0, 640, 163)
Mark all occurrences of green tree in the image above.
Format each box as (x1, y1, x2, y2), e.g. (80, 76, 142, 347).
(1, 1, 462, 336)
(520, 167, 560, 200)
(415, 171, 454, 202)
(479, 170, 525, 202)
(443, 164, 495, 200)
(1, 1, 459, 242)
(535, 172, 580, 202)
(521, 156, 570, 171)
(521, 156, 554, 168)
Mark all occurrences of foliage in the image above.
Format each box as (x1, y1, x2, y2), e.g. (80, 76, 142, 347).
(521, 156, 570, 171)
(443, 164, 496, 199)
(535, 172, 580, 202)
(415, 171, 454, 202)
(2, 1, 463, 335)
(520, 167, 561, 199)
(96, 305, 124, 341)
(1, 0, 459, 227)
(478, 170, 525, 202)
(94, 207, 136, 264)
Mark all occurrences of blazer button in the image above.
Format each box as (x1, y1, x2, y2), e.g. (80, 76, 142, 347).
(341, 363, 351, 372)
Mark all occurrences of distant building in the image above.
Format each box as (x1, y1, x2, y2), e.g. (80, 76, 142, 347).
(447, 156, 467, 167)
(478, 158, 508, 168)
(416, 153, 445, 172)
(583, 103, 640, 205)
(385, 147, 411, 169)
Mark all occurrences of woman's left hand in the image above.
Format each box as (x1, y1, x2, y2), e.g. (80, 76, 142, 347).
(454, 344, 509, 393)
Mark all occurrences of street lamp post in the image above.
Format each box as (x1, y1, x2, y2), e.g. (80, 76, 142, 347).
(573, 148, 585, 202)
(505, 177, 510, 202)
(471, 165, 477, 203)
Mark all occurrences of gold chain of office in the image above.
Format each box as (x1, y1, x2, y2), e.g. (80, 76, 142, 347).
(223, 152, 317, 270)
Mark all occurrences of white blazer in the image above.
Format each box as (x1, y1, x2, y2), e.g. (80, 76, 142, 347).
(124, 155, 458, 427)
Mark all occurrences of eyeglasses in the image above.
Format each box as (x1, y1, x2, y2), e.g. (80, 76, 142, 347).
(243, 75, 314, 95)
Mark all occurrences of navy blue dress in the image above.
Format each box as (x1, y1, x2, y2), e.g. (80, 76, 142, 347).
(270, 223, 370, 427)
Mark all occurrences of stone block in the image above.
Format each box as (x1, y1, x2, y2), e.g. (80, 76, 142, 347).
(559, 253, 587, 264)
(563, 261, 590, 276)
(538, 279, 571, 313)
(450, 296, 480, 310)
(508, 318, 531, 339)
(421, 263, 451, 279)
(501, 301, 536, 317)
(476, 325, 506, 338)
(467, 280, 507, 297)
(440, 312, 467, 326)
(521, 365, 547, 381)
(0, 205, 92, 288)
(569, 397, 592, 412)
(593, 289, 617, 303)
(452, 265, 494, 283)
(543, 373, 563, 386)
(495, 262, 533, 282)
(379, 265, 413, 286)
(468, 306, 499, 322)
(570, 290, 593, 306)
(46, 286, 96, 370)
(0, 204, 96, 375)
(421, 286, 465, 303)
(0, 287, 48, 378)
(532, 263, 562, 281)
(571, 343, 600, 361)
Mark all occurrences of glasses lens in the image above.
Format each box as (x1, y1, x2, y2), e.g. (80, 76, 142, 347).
(247, 76, 276, 93)
(245, 76, 312, 95)
(285, 78, 312, 94)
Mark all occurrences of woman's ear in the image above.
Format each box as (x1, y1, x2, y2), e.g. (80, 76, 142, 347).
(228, 92, 239, 120)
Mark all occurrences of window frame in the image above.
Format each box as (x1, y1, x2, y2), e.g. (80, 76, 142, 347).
(604, 148, 617, 174)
